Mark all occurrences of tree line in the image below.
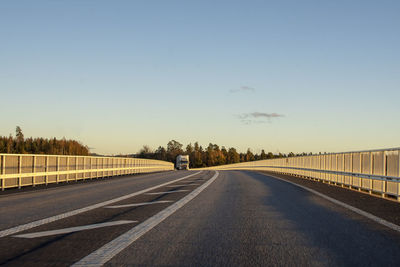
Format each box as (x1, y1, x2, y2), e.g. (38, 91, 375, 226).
(0, 127, 89, 155)
(1, 127, 314, 167)
(135, 140, 310, 168)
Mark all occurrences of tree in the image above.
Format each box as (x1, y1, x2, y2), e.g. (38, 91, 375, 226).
(0, 127, 89, 155)
(15, 126, 25, 153)
(227, 147, 240, 164)
(260, 149, 267, 160)
(246, 148, 255, 161)
(167, 140, 183, 163)
(138, 145, 153, 158)
(155, 146, 167, 161)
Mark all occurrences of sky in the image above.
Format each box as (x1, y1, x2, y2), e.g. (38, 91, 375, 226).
(1, 0, 399, 155)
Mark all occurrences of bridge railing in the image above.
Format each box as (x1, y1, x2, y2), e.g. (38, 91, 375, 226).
(0, 153, 174, 190)
(204, 148, 400, 201)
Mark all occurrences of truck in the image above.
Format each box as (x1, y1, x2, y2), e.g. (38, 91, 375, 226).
(176, 155, 190, 170)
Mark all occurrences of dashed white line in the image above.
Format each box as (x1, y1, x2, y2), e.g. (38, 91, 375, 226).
(14, 220, 136, 239)
(0, 171, 202, 238)
(105, 200, 174, 209)
(166, 183, 200, 187)
(145, 190, 189, 195)
(72, 171, 219, 267)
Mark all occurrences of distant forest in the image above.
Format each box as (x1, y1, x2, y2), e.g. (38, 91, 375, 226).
(1, 127, 313, 168)
(0, 127, 89, 156)
(134, 140, 310, 168)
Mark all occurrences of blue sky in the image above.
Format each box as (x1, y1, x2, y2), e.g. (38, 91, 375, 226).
(1, 0, 399, 155)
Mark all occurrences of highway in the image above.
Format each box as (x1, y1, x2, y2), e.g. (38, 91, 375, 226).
(1, 170, 400, 266)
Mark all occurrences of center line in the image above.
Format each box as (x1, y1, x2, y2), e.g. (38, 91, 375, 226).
(145, 190, 189, 195)
(72, 171, 219, 267)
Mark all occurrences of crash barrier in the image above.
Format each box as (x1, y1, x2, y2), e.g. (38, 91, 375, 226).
(0, 154, 174, 190)
(204, 148, 400, 201)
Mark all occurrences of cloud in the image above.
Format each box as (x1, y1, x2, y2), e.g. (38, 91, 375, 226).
(237, 112, 285, 125)
(229, 86, 255, 93)
(244, 112, 284, 119)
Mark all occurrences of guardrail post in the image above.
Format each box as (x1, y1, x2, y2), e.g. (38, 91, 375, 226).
(18, 155, 22, 189)
(56, 156, 60, 184)
(382, 151, 387, 197)
(369, 152, 373, 194)
(83, 157, 86, 180)
(33, 156, 36, 187)
(66, 157, 69, 182)
(90, 158, 93, 179)
(75, 156, 78, 182)
(398, 151, 400, 201)
(358, 154, 362, 191)
(341, 154, 345, 187)
(350, 153, 353, 189)
(45, 156, 49, 185)
(1, 155, 5, 191)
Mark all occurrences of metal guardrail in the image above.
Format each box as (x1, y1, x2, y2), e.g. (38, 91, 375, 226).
(203, 148, 400, 201)
(0, 154, 174, 190)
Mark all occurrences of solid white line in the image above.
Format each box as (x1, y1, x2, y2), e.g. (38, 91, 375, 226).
(261, 172, 400, 233)
(105, 201, 174, 209)
(14, 220, 136, 239)
(145, 190, 189, 195)
(72, 171, 219, 267)
(0, 171, 202, 238)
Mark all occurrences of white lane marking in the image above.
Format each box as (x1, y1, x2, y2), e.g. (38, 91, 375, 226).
(72, 171, 219, 267)
(105, 200, 174, 209)
(0, 171, 202, 238)
(166, 183, 200, 187)
(14, 220, 136, 239)
(261, 172, 400, 233)
(145, 190, 189, 195)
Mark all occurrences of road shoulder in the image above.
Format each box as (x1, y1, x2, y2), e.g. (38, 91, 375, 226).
(258, 171, 400, 227)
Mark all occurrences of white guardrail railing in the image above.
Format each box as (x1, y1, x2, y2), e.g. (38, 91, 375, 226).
(0, 154, 174, 190)
(203, 148, 400, 201)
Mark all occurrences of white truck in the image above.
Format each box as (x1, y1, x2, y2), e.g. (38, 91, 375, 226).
(176, 155, 190, 170)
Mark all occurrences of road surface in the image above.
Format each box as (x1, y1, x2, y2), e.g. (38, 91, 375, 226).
(1, 170, 400, 266)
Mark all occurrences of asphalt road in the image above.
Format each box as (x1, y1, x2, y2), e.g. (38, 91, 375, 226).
(1, 170, 400, 266)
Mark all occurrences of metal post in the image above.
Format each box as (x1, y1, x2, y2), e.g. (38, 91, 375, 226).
(1, 155, 5, 191)
(369, 152, 373, 194)
(350, 153, 353, 189)
(90, 158, 93, 179)
(45, 156, 49, 185)
(75, 156, 78, 182)
(66, 157, 69, 182)
(341, 154, 345, 187)
(358, 153, 362, 191)
(83, 157, 86, 180)
(56, 156, 60, 184)
(33, 156, 36, 187)
(382, 151, 386, 197)
(18, 155, 22, 189)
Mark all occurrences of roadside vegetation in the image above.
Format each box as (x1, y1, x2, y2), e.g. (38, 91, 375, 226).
(0, 127, 313, 167)
(0, 127, 89, 155)
(133, 140, 310, 168)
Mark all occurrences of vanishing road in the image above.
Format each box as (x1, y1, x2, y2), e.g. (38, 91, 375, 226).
(1, 170, 400, 266)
